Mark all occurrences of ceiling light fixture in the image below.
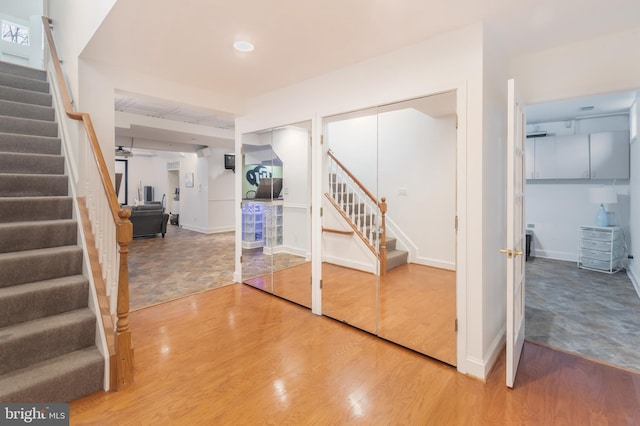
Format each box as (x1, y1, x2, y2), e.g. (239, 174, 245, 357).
(233, 40, 255, 52)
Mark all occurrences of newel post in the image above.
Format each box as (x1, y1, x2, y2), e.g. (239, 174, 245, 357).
(379, 197, 387, 276)
(115, 208, 134, 390)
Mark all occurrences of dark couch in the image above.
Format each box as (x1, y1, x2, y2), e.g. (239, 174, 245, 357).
(127, 204, 169, 238)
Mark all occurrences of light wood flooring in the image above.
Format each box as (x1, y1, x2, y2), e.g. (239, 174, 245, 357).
(70, 283, 640, 425)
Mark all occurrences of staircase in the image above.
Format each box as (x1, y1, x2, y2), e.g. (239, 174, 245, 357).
(0, 61, 104, 402)
(331, 176, 408, 272)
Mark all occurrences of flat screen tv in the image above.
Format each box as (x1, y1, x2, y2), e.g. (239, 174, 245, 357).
(224, 153, 235, 172)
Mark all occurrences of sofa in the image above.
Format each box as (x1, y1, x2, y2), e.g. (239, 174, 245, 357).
(127, 203, 169, 238)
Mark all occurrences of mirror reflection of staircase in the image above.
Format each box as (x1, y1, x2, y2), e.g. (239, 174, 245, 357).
(327, 160, 408, 273)
(0, 61, 103, 402)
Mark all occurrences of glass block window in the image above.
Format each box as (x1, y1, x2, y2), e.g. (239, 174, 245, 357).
(1, 21, 29, 46)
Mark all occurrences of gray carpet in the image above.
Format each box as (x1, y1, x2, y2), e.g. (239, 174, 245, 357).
(526, 257, 640, 372)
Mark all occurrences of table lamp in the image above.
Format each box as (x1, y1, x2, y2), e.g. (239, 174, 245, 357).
(588, 186, 618, 227)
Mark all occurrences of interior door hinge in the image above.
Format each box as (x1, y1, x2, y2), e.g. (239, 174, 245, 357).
(320, 207, 323, 217)
(456, 114, 459, 129)
(320, 279, 323, 289)
(321, 135, 324, 145)
(240, 255, 243, 263)
(455, 318, 458, 332)
(240, 146, 244, 155)
(455, 215, 458, 231)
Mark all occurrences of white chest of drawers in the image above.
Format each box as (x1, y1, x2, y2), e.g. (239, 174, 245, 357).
(578, 226, 624, 273)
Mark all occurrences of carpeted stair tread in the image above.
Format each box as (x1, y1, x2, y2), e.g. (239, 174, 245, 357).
(0, 62, 47, 82)
(386, 249, 409, 271)
(0, 246, 83, 288)
(0, 196, 72, 222)
(0, 152, 64, 175)
(0, 219, 77, 253)
(0, 173, 68, 196)
(0, 309, 96, 375)
(0, 275, 88, 328)
(0, 132, 61, 155)
(0, 71, 49, 94)
(0, 99, 55, 121)
(0, 347, 104, 403)
(0, 85, 52, 107)
(0, 115, 58, 137)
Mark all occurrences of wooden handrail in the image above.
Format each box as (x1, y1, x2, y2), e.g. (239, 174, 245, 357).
(322, 227, 355, 235)
(328, 149, 377, 204)
(42, 17, 134, 390)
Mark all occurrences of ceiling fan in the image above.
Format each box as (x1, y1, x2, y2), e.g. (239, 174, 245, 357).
(115, 145, 133, 158)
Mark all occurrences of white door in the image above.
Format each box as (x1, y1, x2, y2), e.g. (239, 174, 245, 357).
(504, 79, 526, 388)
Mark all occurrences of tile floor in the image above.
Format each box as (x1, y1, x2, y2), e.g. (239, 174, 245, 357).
(526, 257, 640, 372)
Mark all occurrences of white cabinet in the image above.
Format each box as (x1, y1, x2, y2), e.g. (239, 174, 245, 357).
(525, 138, 535, 180)
(242, 200, 284, 252)
(589, 131, 629, 179)
(531, 135, 589, 179)
(578, 225, 624, 274)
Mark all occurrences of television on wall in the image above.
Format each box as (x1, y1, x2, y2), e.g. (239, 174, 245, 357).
(224, 154, 235, 172)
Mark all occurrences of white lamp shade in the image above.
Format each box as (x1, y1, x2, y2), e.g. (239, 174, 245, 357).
(589, 187, 618, 205)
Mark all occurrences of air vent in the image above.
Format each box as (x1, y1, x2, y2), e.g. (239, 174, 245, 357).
(580, 106, 595, 111)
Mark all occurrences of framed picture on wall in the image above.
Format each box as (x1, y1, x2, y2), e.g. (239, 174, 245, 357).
(185, 172, 194, 188)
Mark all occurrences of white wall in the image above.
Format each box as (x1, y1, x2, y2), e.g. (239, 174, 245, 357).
(237, 22, 486, 377)
(272, 127, 311, 257)
(525, 115, 631, 261)
(206, 146, 235, 233)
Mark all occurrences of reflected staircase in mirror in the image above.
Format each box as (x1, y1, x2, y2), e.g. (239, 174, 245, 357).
(325, 150, 408, 273)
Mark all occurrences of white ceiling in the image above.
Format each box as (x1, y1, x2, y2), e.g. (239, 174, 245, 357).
(88, 0, 640, 147)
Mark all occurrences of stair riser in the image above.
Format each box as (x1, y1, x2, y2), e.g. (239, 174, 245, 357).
(0, 312, 95, 375)
(0, 197, 72, 222)
(0, 63, 47, 82)
(0, 86, 52, 107)
(0, 100, 55, 122)
(0, 116, 58, 137)
(386, 238, 397, 251)
(0, 248, 83, 288)
(0, 133, 61, 155)
(0, 72, 49, 93)
(0, 152, 64, 175)
(0, 221, 77, 253)
(0, 277, 89, 328)
(386, 251, 409, 271)
(0, 347, 104, 403)
(0, 174, 68, 197)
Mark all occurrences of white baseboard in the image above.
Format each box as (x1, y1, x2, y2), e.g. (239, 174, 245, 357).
(322, 255, 376, 274)
(532, 250, 576, 262)
(413, 256, 455, 271)
(180, 224, 234, 234)
(465, 326, 505, 380)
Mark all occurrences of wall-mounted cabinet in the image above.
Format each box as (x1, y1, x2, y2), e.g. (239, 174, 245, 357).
(530, 135, 589, 179)
(526, 131, 629, 180)
(589, 131, 629, 179)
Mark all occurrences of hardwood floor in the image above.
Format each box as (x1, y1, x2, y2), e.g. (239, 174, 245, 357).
(323, 262, 457, 365)
(70, 284, 640, 425)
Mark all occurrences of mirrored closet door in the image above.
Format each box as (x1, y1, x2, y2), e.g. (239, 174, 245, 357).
(241, 121, 312, 308)
(321, 93, 458, 365)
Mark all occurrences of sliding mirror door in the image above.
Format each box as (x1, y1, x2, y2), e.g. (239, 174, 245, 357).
(241, 129, 276, 292)
(320, 93, 458, 366)
(375, 93, 457, 365)
(321, 108, 380, 334)
(241, 122, 313, 309)
(270, 121, 312, 308)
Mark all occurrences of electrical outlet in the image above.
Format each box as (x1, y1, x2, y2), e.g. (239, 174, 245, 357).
(527, 224, 535, 228)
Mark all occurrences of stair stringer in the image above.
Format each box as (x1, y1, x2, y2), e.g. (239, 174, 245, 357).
(49, 70, 111, 392)
(322, 196, 377, 274)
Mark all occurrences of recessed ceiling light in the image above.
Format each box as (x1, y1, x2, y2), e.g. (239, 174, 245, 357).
(233, 40, 255, 52)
